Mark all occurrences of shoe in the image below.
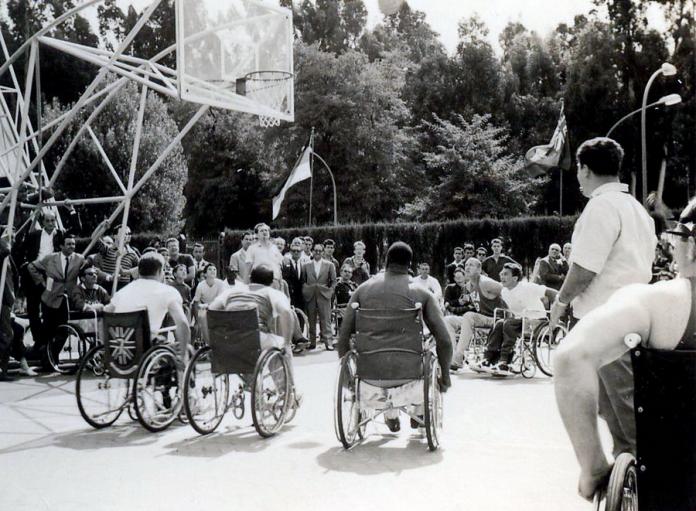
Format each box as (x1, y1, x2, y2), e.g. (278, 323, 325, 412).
(492, 362, 513, 377)
(449, 362, 463, 373)
(385, 417, 401, 433)
(410, 416, 424, 429)
(323, 340, 335, 351)
(472, 360, 495, 374)
(292, 343, 305, 354)
(19, 359, 37, 377)
(0, 371, 16, 382)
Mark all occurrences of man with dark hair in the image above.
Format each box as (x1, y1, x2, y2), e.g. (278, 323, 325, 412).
(323, 239, 340, 273)
(445, 246, 465, 284)
(281, 238, 305, 310)
(191, 242, 210, 285)
(476, 246, 488, 262)
(107, 252, 190, 372)
(71, 264, 110, 312)
(302, 243, 336, 350)
(443, 267, 474, 317)
(463, 243, 475, 262)
(473, 263, 557, 376)
(337, 241, 452, 432)
(481, 238, 517, 282)
(549, 137, 656, 499)
(229, 231, 253, 285)
(246, 223, 284, 288)
(167, 237, 195, 285)
(94, 226, 139, 292)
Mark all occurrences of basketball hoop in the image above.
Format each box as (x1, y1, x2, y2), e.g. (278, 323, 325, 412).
(240, 71, 293, 128)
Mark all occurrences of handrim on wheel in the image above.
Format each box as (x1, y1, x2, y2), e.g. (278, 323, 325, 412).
(533, 322, 566, 377)
(251, 348, 291, 438)
(48, 323, 88, 375)
(76, 345, 130, 429)
(605, 452, 638, 511)
(334, 352, 362, 449)
(133, 344, 182, 433)
(424, 353, 443, 451)
(183, 346, 229, 435)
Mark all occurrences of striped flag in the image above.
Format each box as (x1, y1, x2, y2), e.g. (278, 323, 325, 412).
(524, 105, 571, 178)
(272, 142, 313, 219)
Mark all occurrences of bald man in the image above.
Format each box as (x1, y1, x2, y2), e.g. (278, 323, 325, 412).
(537, 243, 567, 290)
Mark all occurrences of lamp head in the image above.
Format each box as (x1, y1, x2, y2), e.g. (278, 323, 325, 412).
(660, 63, 677, 76)
(659, 93, 682, 106)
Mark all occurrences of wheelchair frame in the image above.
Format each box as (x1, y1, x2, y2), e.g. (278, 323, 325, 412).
(333, 303, 443, 451)
(182, 308, 297, 438)
(47, 295, 101, 374)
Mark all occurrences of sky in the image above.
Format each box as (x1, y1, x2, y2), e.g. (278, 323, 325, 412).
(109, 0, 668, 55)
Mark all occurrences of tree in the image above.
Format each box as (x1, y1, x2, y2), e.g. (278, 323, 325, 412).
(44, 77, 188, 234)
(293, 0, 367, 55)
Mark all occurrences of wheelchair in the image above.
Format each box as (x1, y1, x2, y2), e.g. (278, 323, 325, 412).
(333, 303, 443, 451)
(47, 299, 101, 374)
(75, 309, 185, 432)
(182, 308, 297, 438)
(597, 334, 696, 511)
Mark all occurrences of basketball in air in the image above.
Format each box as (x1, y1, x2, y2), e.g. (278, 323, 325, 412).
(378, 0, 405, 15)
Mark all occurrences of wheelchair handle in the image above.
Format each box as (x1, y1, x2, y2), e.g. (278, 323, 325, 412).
(624, 333, 642, 349)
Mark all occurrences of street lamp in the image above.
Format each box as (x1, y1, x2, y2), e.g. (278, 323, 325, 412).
(641, 63, 678, 205)
(606, 93, 682, 138)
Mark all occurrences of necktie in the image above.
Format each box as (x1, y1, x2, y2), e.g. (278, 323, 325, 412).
(296, 260, 300, 278)
(65, 255, 70, 277)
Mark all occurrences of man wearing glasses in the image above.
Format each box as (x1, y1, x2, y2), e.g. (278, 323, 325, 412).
(549, 137, 656, 501)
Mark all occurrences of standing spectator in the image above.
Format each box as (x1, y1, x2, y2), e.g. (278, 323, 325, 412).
(476, 246, 488, 262)
(481, 238, 517, 282)
(343, 241, 370, 285)
(281, 238, 305, 310)
(229, 231, 253, 285)
(193, 263, 228, 343)
(563, 242, 572, 262)
(443, 267, 475, 317)
(246, 223, 284, 288)
(274, 237, 286, 255)
(323, 239, 340, 273)
(446, 257, 504, 371)
(537, 243, 567, 290)
(550, 137, 656, 497)
(463, 243, 475, 262)
(445, 247, 465, 284)
(302, 236, 313, 259)
(93, 227, 140, 291)
(167, 237, 195, 285)
(27, 234, 86, 371)
(70, 265, 110, 312)
(302, 244, 336, 350)
(191, 242, 210, 288)
(413, 262, 443, 306)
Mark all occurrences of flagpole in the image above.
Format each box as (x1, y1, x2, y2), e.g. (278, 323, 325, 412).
(559, 169, 563, 216)
(308, 127, 314, 226)
(311, 151, 338, 226)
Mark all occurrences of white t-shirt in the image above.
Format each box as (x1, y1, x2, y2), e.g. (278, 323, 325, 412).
(501, 281, 547, 319)
(413, 275, 443, 303)
(193, 278, 228, 305)
(570, 182, 656, 318)
(110, 278, 182, 337)
(246, 242, 283, 279)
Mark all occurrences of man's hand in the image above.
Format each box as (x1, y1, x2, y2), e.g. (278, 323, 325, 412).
(578, 463, 611, 501)
(439, 372, 451, 392)
(64, 198, 74, 212)
(549, 298, 567, 329)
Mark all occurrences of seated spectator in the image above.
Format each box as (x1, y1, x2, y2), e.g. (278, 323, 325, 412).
(323, 239, 340, 273)
(443, 267, 475, 316)
(476, 246, 488, 262)
(413, 262, 443, 306)
(342, 241, 370, 285)
(652, 242, 673, 281)
(445, 246, 465, 284)
(481, 238, 517, 282)
(334, 266, 357, 309)
(473, 263, 557, 376)
(93, 227, 140, 291)
(71, 265, 111, 312)
(106, 252, 190, 372)
(537, 243, 568, 290)
(191, 242, 210, 286)
(166, 237, 195, 285)
(169, 264, 192, 308)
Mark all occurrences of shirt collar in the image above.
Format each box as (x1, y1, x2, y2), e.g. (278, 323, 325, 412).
(590, 182, 629, 198)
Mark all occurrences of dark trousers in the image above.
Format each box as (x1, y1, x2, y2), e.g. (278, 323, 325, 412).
(305, 295, 331, 343)
(41, 302, 68, 364)
(484, 318, 522, 364)
(0, 306, 27, 370)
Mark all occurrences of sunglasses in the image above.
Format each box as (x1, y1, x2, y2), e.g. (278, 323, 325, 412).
(666, 223, 695, 240)
(84, 272, 97, 276)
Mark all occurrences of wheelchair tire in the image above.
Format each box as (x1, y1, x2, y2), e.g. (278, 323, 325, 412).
(48, 323, 88, 375)
(606, 453, 638, 511)
(76, 345, 130, 429)
(251, 348, 291, 438)
(183, 346, 229, 435)
(133, 344, 182, 433)
(334, 352, 362, 449)
(532, 322, 566, 377)
(424, 352, 443, 451)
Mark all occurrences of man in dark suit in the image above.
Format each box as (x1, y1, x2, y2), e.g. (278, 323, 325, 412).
(27, 234, 86, 370)
(302, 243, 336, 350)
(445, 246, 465, 284)
(281, 238, 305, 310)
(15, 205, 81, 352)
(537, 243, 567, 290)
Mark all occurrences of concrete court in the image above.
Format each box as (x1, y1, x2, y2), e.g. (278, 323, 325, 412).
(0, 350, 602, 511)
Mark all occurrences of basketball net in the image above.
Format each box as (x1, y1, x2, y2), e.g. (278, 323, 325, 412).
(243, 71, 292, 128)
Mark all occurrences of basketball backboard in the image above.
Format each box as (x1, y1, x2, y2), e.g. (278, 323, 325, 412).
(176, 0, 294, 124)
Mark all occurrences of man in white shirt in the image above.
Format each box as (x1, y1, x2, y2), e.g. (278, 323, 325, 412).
(107, 252, 190, 371)
(549, 137, 656, 499)
(228, 231, 253, 284)
(413, 262, 443, 306)
(246, 223, 283, 287)
(473, 263, 556, 375)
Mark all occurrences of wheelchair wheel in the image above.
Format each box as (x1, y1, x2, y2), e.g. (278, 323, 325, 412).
(606, 453, 638, 511)
(334, 352, 362, 449)
(183, 346, 230, 435)
(48, 323, 88, 374)
(424, 353, 443, 451)
(533, 322, 566, 377)
(133, 345, 182, 433)
(251, 348, 291, 438)
(76, 345, 130, 429)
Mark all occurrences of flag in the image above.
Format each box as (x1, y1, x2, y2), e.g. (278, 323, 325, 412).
(524, 105, 571, 178)
(272, 142, 313, 219)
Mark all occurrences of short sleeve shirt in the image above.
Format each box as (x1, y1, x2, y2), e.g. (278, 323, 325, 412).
(501, 282, 547, 319)
(110, 279, 182, 337)
(246, 242, 283, 279)
(193, 278, 228, 305)
(570, 182, 656, 318)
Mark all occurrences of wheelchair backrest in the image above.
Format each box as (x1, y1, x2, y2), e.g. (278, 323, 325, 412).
(102, 309, 151, 379)
(632, 347, 696, 511)
(207, 308, 262, 374)
(354, 307, 425, 381)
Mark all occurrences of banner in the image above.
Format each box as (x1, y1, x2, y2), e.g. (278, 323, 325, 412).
(272, 143, 313, 219)
(524, 106, 571, 178)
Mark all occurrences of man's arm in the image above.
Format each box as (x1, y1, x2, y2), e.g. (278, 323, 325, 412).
(167, 299, 191, 361)
(28, 256, 48, 287)
(554, 289, 651, 501)
(549, 263, 597, 327)
(327, 263, 336, 291)
(421, 295, 453, 390)
(538, 260, 564, 286)
(71, 286, 87, 311)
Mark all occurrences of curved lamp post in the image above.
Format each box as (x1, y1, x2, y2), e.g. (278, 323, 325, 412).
(606, 93, 681, 138)
(641, 63, 677, 205)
